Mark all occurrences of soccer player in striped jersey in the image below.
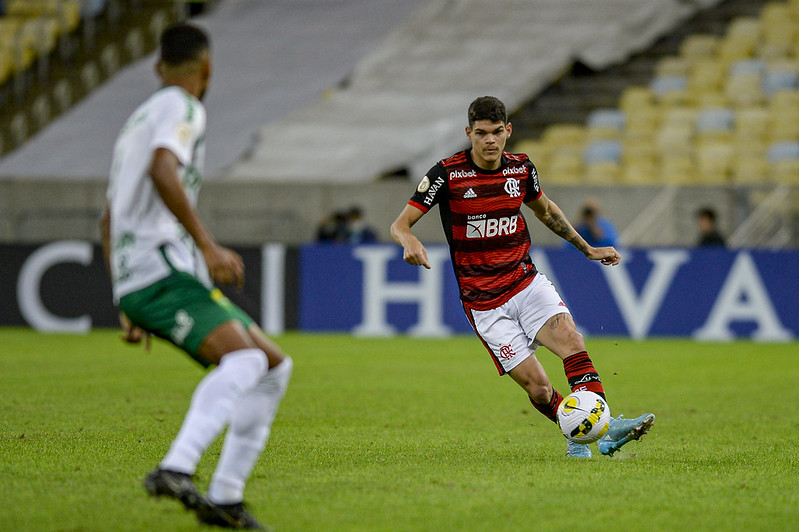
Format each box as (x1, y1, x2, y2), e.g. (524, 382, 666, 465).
(390, 96, 654, 458)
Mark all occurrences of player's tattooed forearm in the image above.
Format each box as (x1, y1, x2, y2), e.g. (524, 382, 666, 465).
(544, 213, 571, 237)
(545, 214, 588, 253)
(567, 236, 590, 254)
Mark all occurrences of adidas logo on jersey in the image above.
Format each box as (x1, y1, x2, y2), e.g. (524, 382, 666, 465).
(463, 188, 477, 199)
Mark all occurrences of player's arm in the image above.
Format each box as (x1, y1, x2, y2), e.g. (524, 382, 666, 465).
(390, 204, 431, 269)
(149, 147, 244, 286)
(525, 192, 620, 266)
(99, 204, 151, 349)
(100, 204, 112, 275)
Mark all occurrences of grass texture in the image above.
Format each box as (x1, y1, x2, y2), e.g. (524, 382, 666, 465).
(1, 328, 797, 531)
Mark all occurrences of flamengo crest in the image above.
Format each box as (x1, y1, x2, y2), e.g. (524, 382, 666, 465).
(505, 178, 521, 197)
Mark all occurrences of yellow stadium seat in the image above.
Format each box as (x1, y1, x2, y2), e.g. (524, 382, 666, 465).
(760, 2, 792, 25)
(0, 24, 36, 74)
(732, 138, 767, 162)
(658, 88, 694, 108)
(511, 139, 548, 161)
(759, 21, 794, 59)
(620, 161, 659, 185)
(543, 124, 585, 146)
(662, 107, 698, 128)
(680, 34, 719, 61)
(660, 156, 696, 185)
(724, 17, 761, 49)
(771, 160, 799, 184)
(586, 125, 622, 142)
(717, 18, 760, 66)
(696, 141, 734, 183)
(688, 60, 725, 91)
(585, 162, 621, 184)
(734, 107, 770, 140)
(623, 106, 659, 140)
(656, 57, 691, 78)
(621, 139, 657, 166)
(0, 47, 12, 86)
(769, 89, 799, 109)
(7, 0, 81, 35)
(769, 115, 799, 142)
(619, 87, 655, 112)
(545, 148, 584, 184)
(693, 91, 729, 108)
(20, 17, 58, 57)
(731, 155, 770, 184)
(656, 125, 693, 158)
(725, 73, 764, 107)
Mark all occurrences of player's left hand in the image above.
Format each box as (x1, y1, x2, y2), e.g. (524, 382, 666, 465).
(119, 312, 152, 351)
(587, 246, 621, 266)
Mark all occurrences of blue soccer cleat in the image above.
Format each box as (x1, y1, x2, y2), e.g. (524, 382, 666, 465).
(566, 440, 592, 458)
(598, 413, 655, 456)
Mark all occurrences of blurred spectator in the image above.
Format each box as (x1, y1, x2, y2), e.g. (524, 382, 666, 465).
(316, 210, 349, 242)
(346, 206, 377, 244)
(316, 206, 377, 243)
(696, 207, 726, 247)
(575, 198, 618, 248)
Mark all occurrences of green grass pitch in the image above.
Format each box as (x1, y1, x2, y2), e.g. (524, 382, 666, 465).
(1, 328, 797, 531)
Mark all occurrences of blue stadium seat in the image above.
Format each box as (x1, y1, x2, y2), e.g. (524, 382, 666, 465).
(763, 68, 798, 95)
(584, 140, 622, 164)
(767, 141, 799, 162)
(586, 109, 626, 131)
(696, 108, 734, 134)
(650, 75, 687, 96)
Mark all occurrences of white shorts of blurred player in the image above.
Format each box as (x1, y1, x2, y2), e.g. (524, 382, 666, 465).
(466, 273, 571, 375)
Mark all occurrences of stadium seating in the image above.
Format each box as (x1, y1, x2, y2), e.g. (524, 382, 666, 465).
(0, 0, 782, 187)
(0, 0, 82, 88)
(511, 0, 799, 186)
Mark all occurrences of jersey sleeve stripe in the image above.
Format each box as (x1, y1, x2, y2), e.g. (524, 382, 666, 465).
(408, 199, 430, 213)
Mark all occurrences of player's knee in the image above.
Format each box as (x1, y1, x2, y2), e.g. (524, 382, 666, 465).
(565, 329, 586, 351)
(527, 382, 552, 404)
(554, 321, 585, 353)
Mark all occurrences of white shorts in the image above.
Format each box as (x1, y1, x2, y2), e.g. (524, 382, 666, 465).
(465, 273, 571, 375)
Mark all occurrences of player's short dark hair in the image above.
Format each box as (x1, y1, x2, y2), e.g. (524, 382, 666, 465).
(696, 207, 717, 221)
(160, 23, 210, 66)
(468, 96, 508, 126)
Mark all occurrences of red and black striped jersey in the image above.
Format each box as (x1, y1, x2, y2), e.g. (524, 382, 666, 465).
(408, 149, 542, 310)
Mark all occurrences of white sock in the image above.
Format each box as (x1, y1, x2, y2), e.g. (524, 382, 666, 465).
(159, 348, 267, 475)
(207, 356, 293, 504)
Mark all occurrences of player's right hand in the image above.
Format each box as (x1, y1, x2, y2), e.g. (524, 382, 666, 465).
(203, 243, 245, 288)
(403, 239, 431, 269)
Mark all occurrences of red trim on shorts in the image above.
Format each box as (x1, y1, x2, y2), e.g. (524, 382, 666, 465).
(463, 303, 506, 376)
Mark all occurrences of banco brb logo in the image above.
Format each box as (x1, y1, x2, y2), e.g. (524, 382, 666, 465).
(466, 215, 518, 239)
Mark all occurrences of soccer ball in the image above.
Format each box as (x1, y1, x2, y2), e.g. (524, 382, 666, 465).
(557, 391, 611, 444)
